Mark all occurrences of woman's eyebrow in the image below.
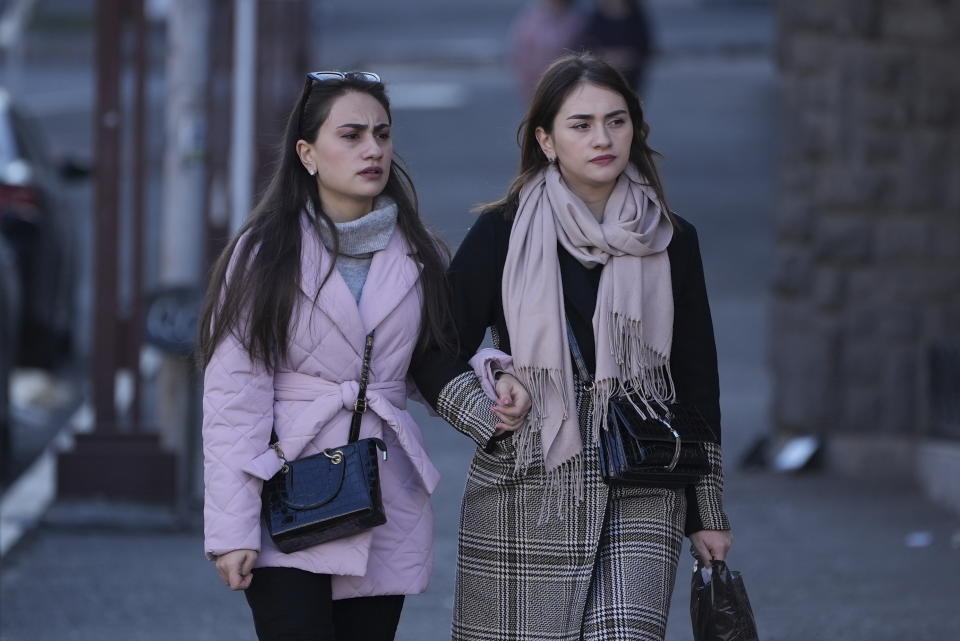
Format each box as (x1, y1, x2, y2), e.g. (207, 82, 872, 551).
(335, 123, 391, 131)
(566, 109, 628, 121)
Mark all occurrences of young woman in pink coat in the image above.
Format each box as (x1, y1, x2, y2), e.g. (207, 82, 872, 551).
(197, 72, 530, 641)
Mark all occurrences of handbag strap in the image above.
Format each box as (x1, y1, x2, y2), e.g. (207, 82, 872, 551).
(349, 330, 376, 443)
(565, 320, 593, 385)
(269, 330, 376, 459)
(566, 321, 670, 418)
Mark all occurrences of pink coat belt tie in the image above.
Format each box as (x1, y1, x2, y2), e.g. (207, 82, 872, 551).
(241, 372, 440, 494)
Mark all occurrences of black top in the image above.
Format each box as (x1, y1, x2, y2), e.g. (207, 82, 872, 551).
(413, 203, 722, 443)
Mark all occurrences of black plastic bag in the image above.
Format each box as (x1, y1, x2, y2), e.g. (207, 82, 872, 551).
(690, 560, 760, 641)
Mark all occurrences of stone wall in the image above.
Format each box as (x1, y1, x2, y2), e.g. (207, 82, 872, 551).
(773, 0, 960, 464)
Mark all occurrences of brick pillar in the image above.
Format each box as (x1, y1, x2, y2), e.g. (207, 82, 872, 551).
(773, 0, 960, 500)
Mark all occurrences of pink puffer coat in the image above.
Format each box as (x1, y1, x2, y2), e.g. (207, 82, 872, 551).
(202, 214, 440, 598)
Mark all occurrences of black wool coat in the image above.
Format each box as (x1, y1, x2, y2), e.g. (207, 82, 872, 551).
(411, 202, 731, 638)
(413, 202, 727, 535)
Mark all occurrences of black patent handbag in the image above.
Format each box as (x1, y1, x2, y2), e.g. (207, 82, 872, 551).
(261, 331, 388, 553)
(601, 397, 715, 487)
(567, 322, 716, 487)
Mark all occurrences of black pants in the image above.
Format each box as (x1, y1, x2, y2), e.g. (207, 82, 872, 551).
(244, 567, 405, 641)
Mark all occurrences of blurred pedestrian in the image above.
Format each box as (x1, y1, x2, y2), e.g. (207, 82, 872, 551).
(507, 0, 585, 100)
(415, 54, 733, 640)
(578, 0, 655, 96)
(197, 71, 530, 641)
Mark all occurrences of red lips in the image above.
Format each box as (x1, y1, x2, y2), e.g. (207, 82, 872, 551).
(590, 155, 616, 166)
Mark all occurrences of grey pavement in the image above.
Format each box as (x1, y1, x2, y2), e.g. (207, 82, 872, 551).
(3, 1, 959, 640)
(3, 468, 958, 640)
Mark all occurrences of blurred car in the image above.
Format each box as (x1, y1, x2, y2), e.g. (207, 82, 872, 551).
(0, 86, 86, 371)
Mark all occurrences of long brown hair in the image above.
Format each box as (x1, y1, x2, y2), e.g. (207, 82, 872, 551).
(482, 53, 673, 222)
(198, 75, 454, 371)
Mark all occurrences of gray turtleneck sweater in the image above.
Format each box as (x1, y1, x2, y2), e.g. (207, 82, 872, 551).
(318, 198, 399, 303)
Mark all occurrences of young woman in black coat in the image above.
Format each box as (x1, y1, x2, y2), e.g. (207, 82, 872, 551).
(414, 54, 732, 640)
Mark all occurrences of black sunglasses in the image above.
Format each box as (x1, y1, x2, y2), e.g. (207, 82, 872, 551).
(306, 70, 381, 85)
(300, 71, 382, 132)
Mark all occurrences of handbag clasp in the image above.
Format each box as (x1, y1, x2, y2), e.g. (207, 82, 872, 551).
(323, 449, 344, 464)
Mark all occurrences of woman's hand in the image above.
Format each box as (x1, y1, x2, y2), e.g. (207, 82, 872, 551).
(215, 549, 258, 590)
(689, 530, 733, 568)
(492, 373, 532, 432)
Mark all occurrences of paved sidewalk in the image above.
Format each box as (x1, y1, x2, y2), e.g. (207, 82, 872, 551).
(2, 462, 957, 641)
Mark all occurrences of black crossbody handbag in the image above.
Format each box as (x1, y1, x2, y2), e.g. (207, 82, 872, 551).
(567, 322, 716, 488)
(261, 331, 388, 553)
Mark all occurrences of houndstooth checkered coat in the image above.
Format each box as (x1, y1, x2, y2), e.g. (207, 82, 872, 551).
(412, 207, 730, 641)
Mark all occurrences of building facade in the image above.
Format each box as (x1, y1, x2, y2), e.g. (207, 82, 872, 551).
(773, 0, 960, 510)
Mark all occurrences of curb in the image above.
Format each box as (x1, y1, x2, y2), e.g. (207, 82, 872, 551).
(0, 403, 90, 557)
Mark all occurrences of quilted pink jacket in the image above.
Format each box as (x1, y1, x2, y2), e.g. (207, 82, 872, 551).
(203, 214, 441, 599)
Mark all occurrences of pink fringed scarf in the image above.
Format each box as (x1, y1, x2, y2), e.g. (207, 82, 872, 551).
(502, 163, 676, 518)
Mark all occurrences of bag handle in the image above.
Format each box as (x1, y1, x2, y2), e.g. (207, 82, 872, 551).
(280, 454, 347, 510)
(269, 330, 376, 461)
(565, 321, 593, 387)
(349, 330, 375, 443)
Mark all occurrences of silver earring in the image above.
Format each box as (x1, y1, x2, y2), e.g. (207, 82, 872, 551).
(308, 167, 316, 176)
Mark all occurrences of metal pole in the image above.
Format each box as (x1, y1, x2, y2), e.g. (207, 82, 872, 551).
(57, 0, 177, 505)
(252, 0, 309, 193)
(130, 0, 148, 430)
(160, 0, 209, 285)
(91, 0, 123, 431)
(203, 0, 235, 268)
(231, 0, 257, 233)
(154, 0, 210, 487)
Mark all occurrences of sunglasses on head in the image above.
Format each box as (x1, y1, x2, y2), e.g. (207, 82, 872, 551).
(300, 71, 383, 132)
(306, 70, 381, 85)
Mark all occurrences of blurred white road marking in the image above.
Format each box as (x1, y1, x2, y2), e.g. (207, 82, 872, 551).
(904, 531, 934, 548)
(388, 82, 466, 110)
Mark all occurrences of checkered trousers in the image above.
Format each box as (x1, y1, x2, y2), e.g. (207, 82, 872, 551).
(436, 372, 728, 641)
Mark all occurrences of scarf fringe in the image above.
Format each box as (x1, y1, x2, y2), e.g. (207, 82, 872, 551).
(589, 378, 615, 444)
(512, 365, 568, 471)
(590, 312, 677, 440)
(512, 365, 587, 522)
(536, 451, 585, 525)
(609, 311, 676, 402)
